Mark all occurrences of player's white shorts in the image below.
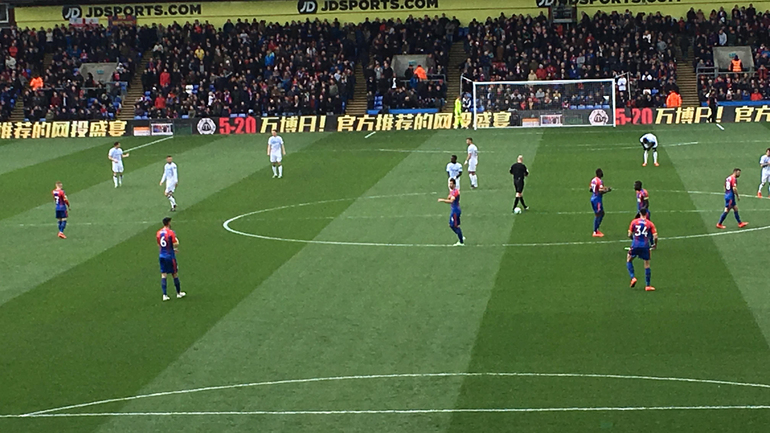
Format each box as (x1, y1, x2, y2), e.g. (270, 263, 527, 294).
(165, 183, 176, 195)
(270, 152, 282, 163)
(644, 144, 658, 151)
(468, 160, 477, 172)
(112, 162, 124, 173)
(762, 171, 770, 184)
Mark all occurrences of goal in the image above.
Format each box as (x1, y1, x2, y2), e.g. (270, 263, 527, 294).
(467, 78, 616, 129)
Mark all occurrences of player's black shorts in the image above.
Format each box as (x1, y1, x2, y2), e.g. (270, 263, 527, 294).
(513, 178, 524, 193)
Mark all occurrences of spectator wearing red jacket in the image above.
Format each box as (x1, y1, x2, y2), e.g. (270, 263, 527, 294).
(159, 69, 170, 88)
(154, 95, 166, 110)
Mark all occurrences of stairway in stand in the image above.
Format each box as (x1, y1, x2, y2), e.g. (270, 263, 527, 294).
(346, 63, 368, 116)
(441, 42, 466, 113)
(677, 52, 699, 107)
(118, 51, 151, 121)
(8, 53, 54, 122)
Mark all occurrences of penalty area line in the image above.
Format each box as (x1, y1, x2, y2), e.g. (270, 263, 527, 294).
(124, 136, 174, 153)
(365, 131, 376, 138)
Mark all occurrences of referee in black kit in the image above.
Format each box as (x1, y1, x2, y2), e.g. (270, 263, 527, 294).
(510, 155, 529, 211)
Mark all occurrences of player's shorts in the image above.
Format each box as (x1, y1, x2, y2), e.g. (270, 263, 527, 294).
(468, 160, 477, 172)
(270, 152, 282, 163)
(762, 171, 770, 184)
(449, 210, 461, 228)
(513, 178, 524, 193)
(165, 183, 176, 195)
(55, 209, 68, 219)
(591, 196, 603, 214)
(629, 247, 651, 261)
(112, 162, 124, 173)
(159, 257, 178, 274)
(643, 144, 657, 151)
(725, 194, 735, 209)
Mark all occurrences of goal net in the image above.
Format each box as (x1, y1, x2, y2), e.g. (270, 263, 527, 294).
(468, 78, 616, 129)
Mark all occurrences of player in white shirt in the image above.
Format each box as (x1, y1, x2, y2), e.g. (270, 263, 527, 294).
(639, 133, 659, 167)
(159, 155, 179, 211)
(464, 137, 479, 189)
(108, 141, 129, 188)
(267, 129, 286, 178)
(446, 154, 463, 190)
(758, 148, 770, 197)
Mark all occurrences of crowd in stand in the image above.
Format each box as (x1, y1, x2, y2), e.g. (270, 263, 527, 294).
(14, 25, 147, 122)
(11, 6, 770, 122)
(136, 19, 358, 119)
(0, 27, 45, 120)
(691, 5, 770, 103)
(364, 15, 458, 111)
(461, 11, 680, 110)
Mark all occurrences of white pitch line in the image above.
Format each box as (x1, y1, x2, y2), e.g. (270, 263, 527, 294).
(10, 207, 762, 230)
(6, 221, 159, 228)
(8, 405, 770, 418)
(238, 208, 770, 224)
(364, 131, 376, 139)
(717, 123, 725, 131)
(16, 371, 770, 417)
(124, 136, 173, 153)
(312, 138, 764, 154)
(306, 148, 490, 154)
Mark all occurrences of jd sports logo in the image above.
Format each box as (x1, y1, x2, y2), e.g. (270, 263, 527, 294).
(297, 0, 318, 13)
(62, 5, 83, 20)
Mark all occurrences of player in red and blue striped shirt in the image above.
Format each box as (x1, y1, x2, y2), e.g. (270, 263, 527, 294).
(634, 180, 650, 220)
(717, 169, 748, 229)
(627, 209, 657, 291)
(52, 181, 70, 239)
(157, 217, 186, 302)
(438, 178, 465, 246)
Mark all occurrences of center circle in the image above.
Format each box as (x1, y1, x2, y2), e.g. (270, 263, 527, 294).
(222, 191, 770, 248)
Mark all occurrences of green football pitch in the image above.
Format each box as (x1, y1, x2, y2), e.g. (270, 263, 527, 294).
(3, 124, 770, 432)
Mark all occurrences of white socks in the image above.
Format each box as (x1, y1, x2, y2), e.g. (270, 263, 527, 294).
(272, 166, 278, 176)
(278, 166, 283, 177)
(469, 174, 478, 188)
(118, 175, 122, 186)
(760, 182, 766, 194)
(113, 176, 118, 187)
(645, 150, 658, 165)
(168, 195, 176, 207)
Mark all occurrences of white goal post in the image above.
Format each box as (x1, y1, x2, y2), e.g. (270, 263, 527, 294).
(467, 78, 617, 129)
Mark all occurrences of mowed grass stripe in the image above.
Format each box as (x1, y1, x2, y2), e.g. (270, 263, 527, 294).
(93, 130, 542, 433)
(0, 136, 216, 221)
(0, 132, 431, 433)
(447, 128, 770, 433)
(668, 122, 770, 347)
(0, 133, 326, 307)
(0, 137, 121, 176)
